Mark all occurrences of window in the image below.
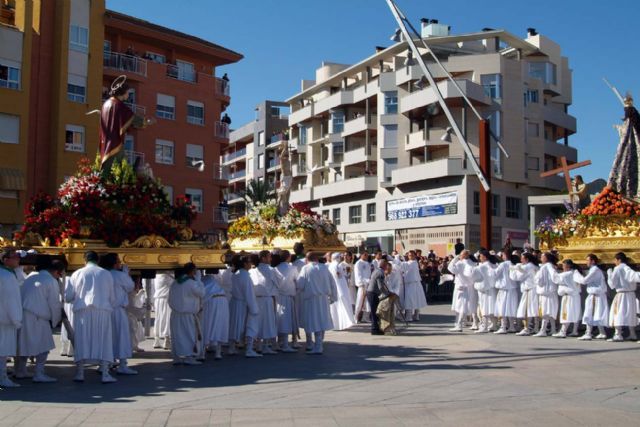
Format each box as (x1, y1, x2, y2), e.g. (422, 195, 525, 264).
(146, 52, 166, 64)
(0, 114, 20, 144)
(164, 185, 173, 205)
(299, 125, 307, 145)
(257, 153, 264, 169)
(322, 210, 329, 218)
(527, 122, 540, 138)
(349, 205, 362, 224)
(258, 131, 265, 146)
(506, 197, 521, 219)
(156, 93, 175, 120)
(176, 60, 196, 82)
(67, 74, 86, 103)
(155, 139, 174, 164)
(473, 191, 480, 215)
(384, 158, 397, 182)
(524, 89, 539, 106)
(124, 134, 134, 151)
(103, 40, 111, 53)
(0, 63, 20, 89)
(332, 208, 341, 226)
(186, 144, 204, 167)
(481, 74, 502, 99)
(384, 91, 398, 114)
(527, 156, 540, 171)
(187, 101, 204, 125)
(69, 25, 89, 52)
(65, 125, 85, 152)
(367, 203, 376, 222)
(185, 188, 203, 213)
(383, 125, 398, 148)
(492, 194, 500, 217)
(331, 110, 344, 133)
(528, 62, 557, 85)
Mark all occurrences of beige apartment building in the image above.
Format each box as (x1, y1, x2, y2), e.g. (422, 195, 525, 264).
(285, 23, 577, 255)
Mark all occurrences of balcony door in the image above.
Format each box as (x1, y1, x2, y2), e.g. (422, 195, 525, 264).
(176, 60, 195, 81)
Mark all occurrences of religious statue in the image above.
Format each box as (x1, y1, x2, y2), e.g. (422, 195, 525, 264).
(276, 142, 293, 216)
(99, 75, 152, 173)
(608, 94, 640, 200)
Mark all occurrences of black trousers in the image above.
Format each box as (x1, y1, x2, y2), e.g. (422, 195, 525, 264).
(367, 292, 381, 333)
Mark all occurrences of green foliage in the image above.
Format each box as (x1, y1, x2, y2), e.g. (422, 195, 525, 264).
(110, 158, 137, 186)
(242, 179, 275, 209)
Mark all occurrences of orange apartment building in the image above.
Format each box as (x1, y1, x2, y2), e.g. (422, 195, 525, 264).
(103, 10, 242, 236)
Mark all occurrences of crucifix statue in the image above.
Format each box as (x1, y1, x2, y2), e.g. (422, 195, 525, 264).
(540, 156, 591, 208)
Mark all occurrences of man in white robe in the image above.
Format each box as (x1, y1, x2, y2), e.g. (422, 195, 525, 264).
(493, 252, 519, 334)
(401, 251, 428, 321)
(291, 243, 306, 349)
(65, 251, 117, 383)
(575, 254, 609, 340)
(472, 250, 497, 333)
(168, 263, 205, 365)
(202, 271, 229, 359)
(15, 258, 64, 383)
(511, 253, 540, 336)
(354, 252, 371, 323)
(447, 250, 477, 332)
(552, 259, 582, 338)
(102, 253, 137, 375)
(533, 253, 560, 337)
(296, 252, 336, 354)
(249, 251, 279, 355)
(228, 256, 261, 358)
(607, 252, 639, 341)
(0, 249, 23, 388)
(328, 253, 355, 331)
(153, 273, 173, 349)
(273, 250, 299, 352)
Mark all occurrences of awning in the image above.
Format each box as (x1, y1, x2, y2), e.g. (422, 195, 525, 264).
(0, 168, 26, 191)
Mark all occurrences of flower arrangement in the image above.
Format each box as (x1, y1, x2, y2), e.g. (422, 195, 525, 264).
(21, 157, 189, 247)
(581, 187, 640, 216)
(171, 195, 198, 226)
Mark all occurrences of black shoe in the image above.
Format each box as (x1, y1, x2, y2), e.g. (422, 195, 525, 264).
(371, 330, 385, 335)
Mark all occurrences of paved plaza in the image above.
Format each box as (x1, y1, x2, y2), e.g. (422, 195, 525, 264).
(0, 304, 638, 426)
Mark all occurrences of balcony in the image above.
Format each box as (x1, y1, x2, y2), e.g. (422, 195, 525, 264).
(215, 121, 230, 139)
(391, 157, 473, 185)
(405, 128, 448, 151)
(289, 103, 314, 125)
(543, 139, 577, 159)
(352, 80, 379, 103)
(124, 150, 144, 167)
(228, 169, 246, 182)
(166, 64, 196, 83)
(124, 102, 146, 117)
(225, 192, 244, 204)
(267, 157, 281, 171)
(543, 107, 577, 134)
(290, 186, 313, 203)
(212, 207, 228, 225)
(400, 79, 491, 115)
(103, 52, 147, 77)
(292, 163, 307, 177)
(215, 77, 230, 97)
(314, 176, 378, 200)
(341, 115, 377, 138)
(343, 146, 375, 166)
(267, 132, 288, 150)
(222, 147, 247, 164)
(212, 164, 230, 182)
(314, 90, 354, 115)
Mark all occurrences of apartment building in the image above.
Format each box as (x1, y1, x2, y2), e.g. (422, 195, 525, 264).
(103, 10, 242, 235)
(0, 0, 104, 231)
(286, 23, 577, 255)
(224, 100, 289, 220)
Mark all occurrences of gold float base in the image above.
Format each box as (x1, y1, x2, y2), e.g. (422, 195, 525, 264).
(230, 236, 346, 254)
(554, 235, 640, 264)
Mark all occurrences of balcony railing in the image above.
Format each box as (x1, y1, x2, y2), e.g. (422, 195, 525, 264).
(222, 147, 247, 163)
(215, 121, 230, 139)
(225, 192, 243, 201)
(124, 102, 146, 116)
(228, 169, 246, 181)
(267, 158, 281, 170)
(124, 150, 145, 167)
(269, 132, 288, 145)
(103, 52, 147, 77)
(166, 64, 196, 83)
(213, 207, 228, 224)
(212, 164, 229, 180)
(215, 77, 230, 97)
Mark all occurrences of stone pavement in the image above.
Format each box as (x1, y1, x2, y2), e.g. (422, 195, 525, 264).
(1, 304, 639, 426)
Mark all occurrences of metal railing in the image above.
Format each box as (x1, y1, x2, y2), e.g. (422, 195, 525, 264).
(228, 169, 246, 180)
(124, 102, 146, 116)
(269, 132, 288, 145)
(103, 52, 147, 76)
(267, 158, 281, 170)
(215, 121, 230, 139)
(166, 64, 196, 83)
(215, 77, 230, 96)
(222, 148, 247, 163)
(213, 207, 229, 224)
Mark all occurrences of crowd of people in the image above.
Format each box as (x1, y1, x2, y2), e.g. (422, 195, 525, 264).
(1, 242, 638, 389)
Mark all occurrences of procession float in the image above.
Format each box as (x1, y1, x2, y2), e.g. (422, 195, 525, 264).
(535, 94, 640, 263)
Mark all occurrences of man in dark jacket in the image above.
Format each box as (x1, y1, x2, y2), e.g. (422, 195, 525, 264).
(366, 259, 388, 335)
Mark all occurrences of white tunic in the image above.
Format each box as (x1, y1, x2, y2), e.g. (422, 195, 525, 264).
(328, 261, 355, 330)
(18, 270, 62, 356)
(0, 267, 22, 357)
(229, 269, 260, 341)
(447, 257, 476, 315)
(575, 266, 609, 326)
(202, 275, 229, 345)
(292, 258, 307, 327)
(473, 261, 497, 317)
(554, 270, 582, 324)
(354, 259, 372, 314)
(168, 277, 204, 358)
(111, 269, 134, 359)
(274, 262, 299, 334)
(249, 263, 279, 340)
(607, 263, 639, 327)
(511, 263, 539, 319)
(494, 261, 519, 318)
(127, 288, 146, 348)
(65, 262, 116, 363)
(217, 267, 233, 301)
(297, 263, 335, 333)
(535, 263, 559, 319)
(153, 273, 172, 339)
(401, 260, 428, 311)
(340, 261, 357, 306)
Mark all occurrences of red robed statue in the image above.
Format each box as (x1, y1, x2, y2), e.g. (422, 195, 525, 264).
(99, 75, 151, 172)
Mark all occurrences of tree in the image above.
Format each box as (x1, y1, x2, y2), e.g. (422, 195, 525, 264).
(242, 179, 274, 209)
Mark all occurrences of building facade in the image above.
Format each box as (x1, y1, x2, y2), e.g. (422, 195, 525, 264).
(103, 10, 242, 234)
(286, 23, 577, 255)
(225, 100, 289, 220)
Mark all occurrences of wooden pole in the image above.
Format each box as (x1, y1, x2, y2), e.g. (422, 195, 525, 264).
(479, 119, 492, 249)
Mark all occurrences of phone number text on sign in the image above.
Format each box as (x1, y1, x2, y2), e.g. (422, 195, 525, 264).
(386, 192, 458, 221)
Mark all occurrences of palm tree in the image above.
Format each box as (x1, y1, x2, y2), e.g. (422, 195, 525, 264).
(242, 179, 274, 209)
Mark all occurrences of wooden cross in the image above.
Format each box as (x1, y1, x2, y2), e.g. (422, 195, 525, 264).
(539, 156, 592, 193)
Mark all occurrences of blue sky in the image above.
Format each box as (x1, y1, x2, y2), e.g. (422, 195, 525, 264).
(106, 0, 639, 183)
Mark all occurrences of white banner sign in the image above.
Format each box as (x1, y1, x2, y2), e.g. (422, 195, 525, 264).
(386, 191, 458, 221)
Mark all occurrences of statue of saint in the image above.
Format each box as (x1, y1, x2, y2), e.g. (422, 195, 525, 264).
(608, 95, 640, 200)
(276, 142, 293, 216)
